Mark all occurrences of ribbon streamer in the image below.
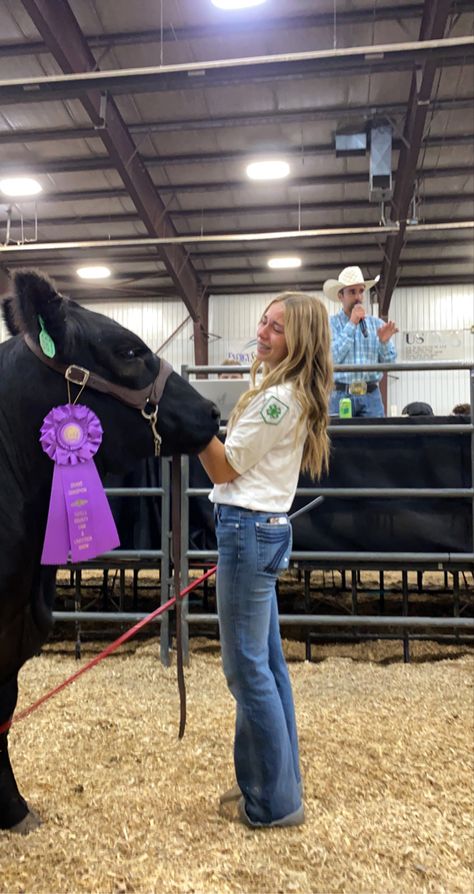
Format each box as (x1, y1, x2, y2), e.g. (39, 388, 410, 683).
(40, 403, 119, 564)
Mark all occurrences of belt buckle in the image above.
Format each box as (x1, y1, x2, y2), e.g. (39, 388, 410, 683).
(349, 380, 367, 396)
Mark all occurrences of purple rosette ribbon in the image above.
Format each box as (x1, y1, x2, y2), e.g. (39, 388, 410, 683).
(40, 404, 120, 564)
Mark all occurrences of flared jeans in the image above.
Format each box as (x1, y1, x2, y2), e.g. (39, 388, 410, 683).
(215, 503, 302, 824)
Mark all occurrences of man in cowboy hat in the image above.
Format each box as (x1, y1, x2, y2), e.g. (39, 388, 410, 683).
(323, 265, 398, 417)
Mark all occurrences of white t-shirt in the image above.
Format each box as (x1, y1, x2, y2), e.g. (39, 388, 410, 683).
(209, 382, 306, 512)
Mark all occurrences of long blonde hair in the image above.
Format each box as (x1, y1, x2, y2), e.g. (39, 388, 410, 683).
(228, 292, 333, 480)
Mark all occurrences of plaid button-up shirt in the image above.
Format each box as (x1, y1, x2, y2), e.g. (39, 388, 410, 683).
(330, 310, 397, 384)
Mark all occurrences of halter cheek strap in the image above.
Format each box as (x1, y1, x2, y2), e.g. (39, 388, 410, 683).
(24, 334, 173, 410)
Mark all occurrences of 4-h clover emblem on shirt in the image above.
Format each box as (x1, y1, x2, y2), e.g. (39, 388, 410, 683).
(267, 403, 281, 419)
(260, 394, 289, 425)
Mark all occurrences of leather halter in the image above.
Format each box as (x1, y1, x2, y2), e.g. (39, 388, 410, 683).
(24, 334, 173, 412)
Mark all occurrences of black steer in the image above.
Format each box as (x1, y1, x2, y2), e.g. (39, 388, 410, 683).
(0, 270, 219, 833)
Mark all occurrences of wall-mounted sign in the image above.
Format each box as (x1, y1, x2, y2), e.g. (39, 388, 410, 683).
(402, 330, 465, 361)
(226, 337, 257, 364)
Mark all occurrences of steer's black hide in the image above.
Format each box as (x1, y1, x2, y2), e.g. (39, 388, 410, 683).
(0, 270, 219, 831)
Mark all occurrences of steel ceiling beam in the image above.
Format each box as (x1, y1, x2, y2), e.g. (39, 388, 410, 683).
(2, 132, 473, 170)
(128, 192, 474, 220)
(1, 221, 472, 256)
(19, 0, 207, 335)
(69, 275, 474, 300)
(3, 192, 471, 232)
(1, 97, 472, 144)
(0, 36, 471, 104)
(5, 191, 468, 227)
(4, 162, 471, 207)
(379, 0, 456, 315)
(3, 4, 472, 59)
(4, 234, 472, 268)
(43, 253, 474, 280)
(197, 255, 474, 277)
(1, 166, 471, 197)
(69, 274, 474, 303)
(194, 235, 474, 256)
(59, 272, 474, 301)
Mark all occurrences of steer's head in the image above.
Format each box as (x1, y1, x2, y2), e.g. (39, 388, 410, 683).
(3, 270, 220, 465)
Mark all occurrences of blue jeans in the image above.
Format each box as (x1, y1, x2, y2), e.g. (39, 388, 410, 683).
(329, 387, 385, 417)
(215, 503, 301, 824)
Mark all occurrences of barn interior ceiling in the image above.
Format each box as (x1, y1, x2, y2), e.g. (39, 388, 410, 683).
(0, 0, 473, 338)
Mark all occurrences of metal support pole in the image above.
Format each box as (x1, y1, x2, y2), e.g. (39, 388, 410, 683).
(402, 571, 410, 663)
(351, 570, 359, 612)
(74, 569, 81, 660)
(160, 458, 171, 667)
(379, 571, 385, 613)
(470, 366, 474, 560)
(180, 453, 191, 665)
(304, 569, 312, 661)
(453, 571, 460, 643)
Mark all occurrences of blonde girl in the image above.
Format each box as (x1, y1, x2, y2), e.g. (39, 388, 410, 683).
(199, 292, 332, 828)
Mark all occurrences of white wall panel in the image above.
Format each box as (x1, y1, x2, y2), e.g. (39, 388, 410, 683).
(75, 298, 196, 372)
(389, 285, 473, 416)
(0, 296, 196, 367)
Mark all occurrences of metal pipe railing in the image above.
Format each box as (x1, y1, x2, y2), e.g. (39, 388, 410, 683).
(186, 550, 474, 563)
(186, 613, 474, 630)
(54, 611, 164, 623)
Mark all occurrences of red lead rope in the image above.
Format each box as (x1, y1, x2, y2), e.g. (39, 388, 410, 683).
(0, 565, 217, 737)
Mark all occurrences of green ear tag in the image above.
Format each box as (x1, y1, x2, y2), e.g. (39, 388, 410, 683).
(38, 315, 56, 359)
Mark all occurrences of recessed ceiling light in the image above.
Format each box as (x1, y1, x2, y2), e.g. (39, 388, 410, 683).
(246, 159, 290, 181)
(211, 0, 266, 9)
(0, 177, 42, 197)
(267, 257, 302, 270)
(76, 265, 111, 280)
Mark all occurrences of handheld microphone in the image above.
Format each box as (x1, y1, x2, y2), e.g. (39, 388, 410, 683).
(359, 318, 368, 338)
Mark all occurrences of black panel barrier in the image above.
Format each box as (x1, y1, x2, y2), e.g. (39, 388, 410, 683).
(104, 458, 164, 549)
(183, 416, 471, 554)
(292, 417, 472, 553)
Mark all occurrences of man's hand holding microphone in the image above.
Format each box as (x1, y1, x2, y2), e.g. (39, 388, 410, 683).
(350, 302, 368, 337)
(350, 303, 398, 342)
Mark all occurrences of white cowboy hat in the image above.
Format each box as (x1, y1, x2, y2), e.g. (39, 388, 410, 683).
(323, 266, 380, 302)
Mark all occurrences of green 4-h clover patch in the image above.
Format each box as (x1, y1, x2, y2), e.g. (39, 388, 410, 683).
(260, 394, 289, 425)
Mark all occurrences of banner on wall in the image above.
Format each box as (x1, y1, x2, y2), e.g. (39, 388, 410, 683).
(224, 337, 257, 364)
(402, 330, 465, 361)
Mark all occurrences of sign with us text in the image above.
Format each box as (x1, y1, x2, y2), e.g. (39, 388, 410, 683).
(402, 330, 465, 361)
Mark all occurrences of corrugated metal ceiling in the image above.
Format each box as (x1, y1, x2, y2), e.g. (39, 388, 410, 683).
(0, 0, 472, 316)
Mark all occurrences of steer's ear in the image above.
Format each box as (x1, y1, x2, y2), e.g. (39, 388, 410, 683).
(0, 267, 18, 335)
(2, 299, 20, 336)
(12, 270, 67, 348)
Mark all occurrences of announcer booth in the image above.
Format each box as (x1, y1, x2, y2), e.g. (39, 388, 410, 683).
(178, 358, 474, 664)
